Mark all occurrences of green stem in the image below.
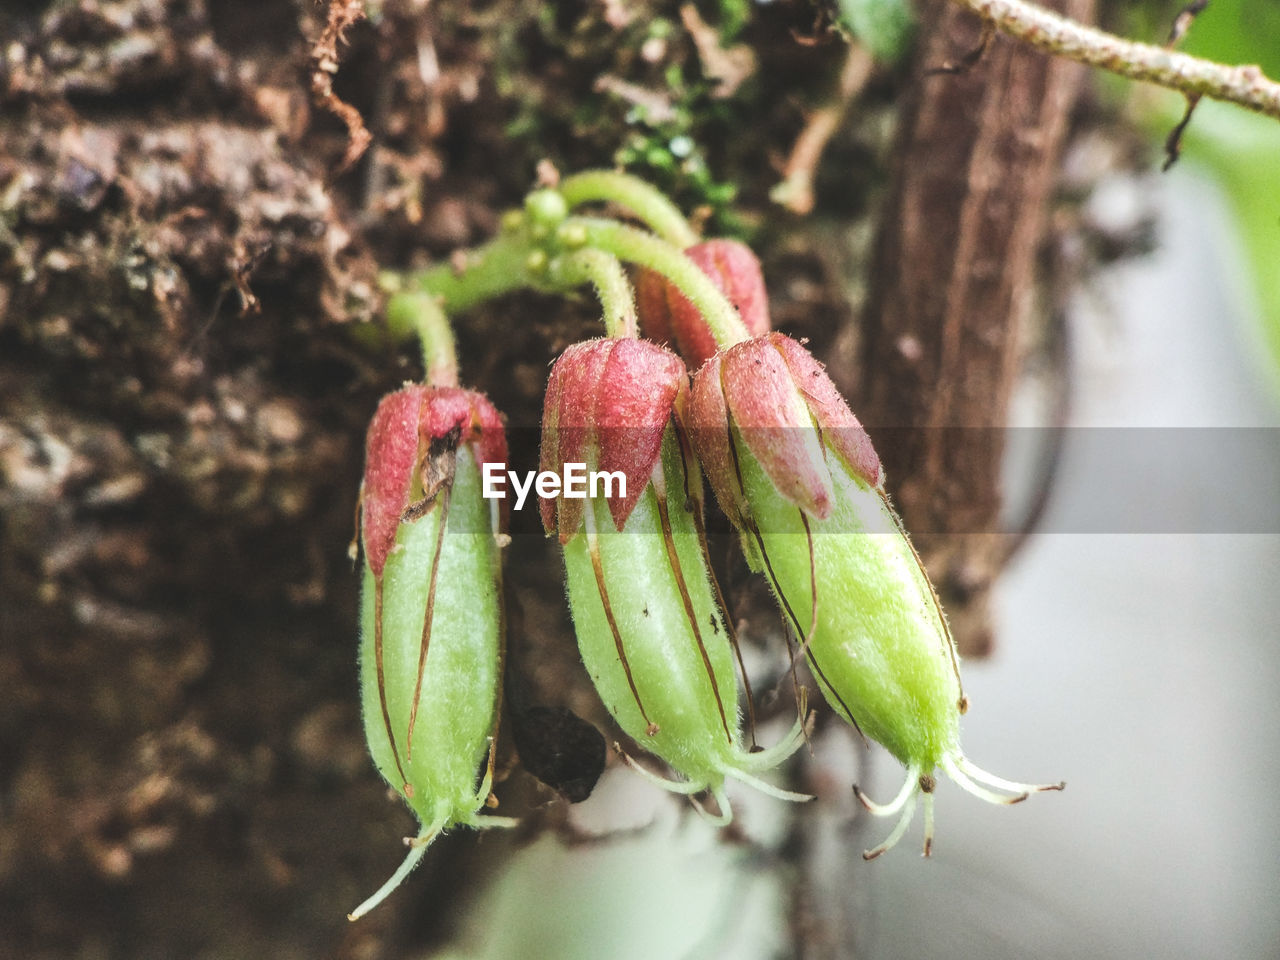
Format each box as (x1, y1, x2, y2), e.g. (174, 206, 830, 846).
(547, 248, 638, 339)
(386, 291, 459, 387)
(410, 232, 543, 314)
(558, 171, 699, 248)
(569, 216, 750, 348)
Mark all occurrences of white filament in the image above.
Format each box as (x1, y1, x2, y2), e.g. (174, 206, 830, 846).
(617, 746, 709, 795)
(942, 756, 1028, 805)
(852, 754, 1063, 861)
(854, 764, 921, 817)
(725, 766, 814, 803)
(863, 790, 919, 860)
(689, 785, 734, 827)
(347, 812, 448, 921)
(921, 788, 935, 857)
(957, 755, 1065, 795)
(468, 812, 520, 829)
(739, 713, 807, 774)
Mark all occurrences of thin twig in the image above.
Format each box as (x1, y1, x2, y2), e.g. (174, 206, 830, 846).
(1160, 1, 1209, 171)
(310, 0, 372, 173)
(950, 0, 1280, 122)
(1163, 93, 1202, 171)
(772, 45, 874, 215)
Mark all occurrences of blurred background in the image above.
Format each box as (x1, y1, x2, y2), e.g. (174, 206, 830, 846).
(861, 164, 1280, 960)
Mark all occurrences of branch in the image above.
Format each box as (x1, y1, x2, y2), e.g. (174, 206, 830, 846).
(951, 0, 1280, 121)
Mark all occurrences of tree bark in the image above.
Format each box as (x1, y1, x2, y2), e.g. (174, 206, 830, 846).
(858, 0, 1093, 656)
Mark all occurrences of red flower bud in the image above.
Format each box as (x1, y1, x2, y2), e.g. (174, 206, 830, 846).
(540, 338, 688, 541)
(636, 239, 771, 369)
(688, 333, 881, 523)
(361, 384, 507, 577)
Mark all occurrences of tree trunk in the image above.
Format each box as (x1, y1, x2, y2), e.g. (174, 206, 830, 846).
(858, 0, 1093, 656)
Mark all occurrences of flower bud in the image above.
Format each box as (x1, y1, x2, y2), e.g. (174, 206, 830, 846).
(541, 338, 808, 819)
(351, 385, 514, 919)
(635, 239, 771, 369)
(539, 338, 686, 542)
(690, 332, 881, 526)
(689, 334, 1061, 857)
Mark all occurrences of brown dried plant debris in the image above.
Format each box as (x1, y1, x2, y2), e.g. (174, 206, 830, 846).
(310, 0, 373, 173)
(680, 4, 756, 98)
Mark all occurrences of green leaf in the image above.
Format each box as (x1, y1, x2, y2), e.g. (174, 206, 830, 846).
(1176, 0, 1280, 77)
(1120, 1, 1280, 377)
(1136, 92, 1280, 379)
(1182, 108, 1280, 378)
(834, 0, 915, 63)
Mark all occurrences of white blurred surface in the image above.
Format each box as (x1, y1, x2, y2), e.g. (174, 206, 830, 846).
(859, 170, 1280, 959)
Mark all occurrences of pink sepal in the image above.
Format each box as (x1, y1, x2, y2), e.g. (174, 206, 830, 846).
(688, 334, 882, 522)
(361, 384, 508, 576)
(771, 334, 881, 489)
(540, 338, 686, 541)
(636, 239, 771, 369)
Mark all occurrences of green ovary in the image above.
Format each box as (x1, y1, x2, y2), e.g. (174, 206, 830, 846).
(562, 433, 742, 788)
(736, 444, 962, 771)
(359, 449, 503, 825)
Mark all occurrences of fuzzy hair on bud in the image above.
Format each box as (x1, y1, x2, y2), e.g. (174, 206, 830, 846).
(559, 422, 810, 821)
(690, 333, 1059, 861)
(361, 385, 507, 576)
(688, 333, 880, 526)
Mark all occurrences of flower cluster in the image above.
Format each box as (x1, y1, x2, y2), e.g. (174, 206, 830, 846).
(348, 171, 1061, 918)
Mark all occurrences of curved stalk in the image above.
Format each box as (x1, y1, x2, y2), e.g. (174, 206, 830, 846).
(385, 292, 459, 388)
(408, 232, 545, 314)
(558, 170, 699, 247)
(569, 217, 750, 348)
(547, 248, 639, 339)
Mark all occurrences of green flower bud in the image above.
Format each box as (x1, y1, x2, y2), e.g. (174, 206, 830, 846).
(732, 442, 958, 764)
(541, 339, 810, 821)
(525, 188, 569, 238)
(350, 386, 515, 920)
(690, 334, 1062, 857)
